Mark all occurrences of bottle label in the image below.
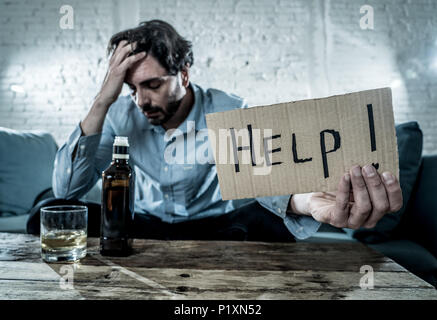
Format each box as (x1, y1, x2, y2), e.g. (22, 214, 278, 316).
(109, 180, 130, 188)
(113, 145, 128, 154)
(113, 154, 129, 160)
(112, 145, 129, 160)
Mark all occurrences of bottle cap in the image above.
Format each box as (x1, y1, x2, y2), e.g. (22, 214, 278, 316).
(114, 136, 129, 147)
(113, 136, 129, 160)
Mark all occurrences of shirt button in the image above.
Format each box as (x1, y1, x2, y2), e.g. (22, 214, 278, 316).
(164, 166, 168, 172)
(277, 208, 282, 214)
(66, 168, 71, 174)
(164, 194, 169, 199)
(80, 145, 85, 150)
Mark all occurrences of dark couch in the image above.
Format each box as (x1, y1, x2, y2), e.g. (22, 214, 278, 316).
(0, 127, 100, 233)
(368, 154, 437, 288)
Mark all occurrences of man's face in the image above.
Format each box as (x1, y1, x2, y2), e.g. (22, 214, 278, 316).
(124, 53, 187, 125)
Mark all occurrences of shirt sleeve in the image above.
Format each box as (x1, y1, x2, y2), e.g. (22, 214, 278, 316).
(255, 195, 321, 240)
(52, 118, 114, 200)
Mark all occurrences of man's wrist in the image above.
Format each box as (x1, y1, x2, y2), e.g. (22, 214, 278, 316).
(287, 193, 312, 216)
(93, 95, 114, 110)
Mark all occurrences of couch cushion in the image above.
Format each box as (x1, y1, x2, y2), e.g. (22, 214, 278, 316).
(401, 155, 437, 258)
(0, 127, 58, 216)
(369, 240, 437, 288)
(352, 122, 423, 243)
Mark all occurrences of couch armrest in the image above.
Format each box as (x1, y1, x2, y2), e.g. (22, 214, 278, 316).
(402, 155, 437, 258)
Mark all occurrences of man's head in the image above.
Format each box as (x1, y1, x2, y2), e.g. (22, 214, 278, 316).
(108, 20, 194, 125)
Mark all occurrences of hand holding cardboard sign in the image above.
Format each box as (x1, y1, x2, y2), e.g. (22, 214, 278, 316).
(206, 88, 400, 200)
(289, 164, 403, 229)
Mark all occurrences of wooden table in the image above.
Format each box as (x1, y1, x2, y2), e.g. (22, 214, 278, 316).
(0, 232, 436, 300)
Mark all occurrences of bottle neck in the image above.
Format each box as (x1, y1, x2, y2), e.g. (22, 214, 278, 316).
(112, 144, 129, 164)
(112, 158, 129, 165)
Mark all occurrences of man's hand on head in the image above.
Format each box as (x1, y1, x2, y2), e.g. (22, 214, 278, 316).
(288, 164, 403, 230)
(80, 40, 146, 136)
(96, 40, 146, 108)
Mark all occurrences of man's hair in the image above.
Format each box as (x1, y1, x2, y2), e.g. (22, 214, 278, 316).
(107, 19, 194, 75)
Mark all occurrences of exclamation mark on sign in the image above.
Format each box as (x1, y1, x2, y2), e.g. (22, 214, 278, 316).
(367, 103, 379, 170)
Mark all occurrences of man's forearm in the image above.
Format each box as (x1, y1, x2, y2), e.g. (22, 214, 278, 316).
(80, 98, 112, 136)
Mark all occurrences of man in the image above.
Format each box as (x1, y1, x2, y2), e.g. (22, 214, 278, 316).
(49, 20, 402, 241)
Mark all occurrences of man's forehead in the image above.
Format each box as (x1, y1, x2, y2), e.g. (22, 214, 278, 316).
(124, 53, 167, 84)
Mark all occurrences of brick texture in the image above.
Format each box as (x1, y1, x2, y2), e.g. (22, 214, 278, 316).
(0, 0, 436, 154)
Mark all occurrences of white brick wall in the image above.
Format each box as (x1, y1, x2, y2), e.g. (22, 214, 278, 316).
(0, 0, 114, 143)
(1, 0, 436, 154)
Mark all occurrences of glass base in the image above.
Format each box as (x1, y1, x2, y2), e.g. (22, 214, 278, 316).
(41, 247, 87, 263)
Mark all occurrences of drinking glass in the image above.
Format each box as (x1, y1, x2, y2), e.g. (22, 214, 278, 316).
(40, 205, 88, 263)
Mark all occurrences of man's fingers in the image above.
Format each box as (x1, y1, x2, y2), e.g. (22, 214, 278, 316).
(331, 173, 351, 228)
(118, 51, 147, 72)
(361, 165, 389, 228)
(381, 172, 403, 213)
(110, 40, 128, 63)
(348, 165, 372, 229)
(112, 41, 138, 67)
(116, 39, 128, 52)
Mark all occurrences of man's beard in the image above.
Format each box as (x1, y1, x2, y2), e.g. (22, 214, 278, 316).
(141, 98, 182, 125)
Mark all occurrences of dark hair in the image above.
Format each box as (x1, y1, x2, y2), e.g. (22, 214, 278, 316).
(107, 20, 193, 75)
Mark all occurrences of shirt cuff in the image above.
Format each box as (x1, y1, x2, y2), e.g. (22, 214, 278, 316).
(256, 194, 321, 240)
(68, 122, 102, 159)
(256, 194, 290, 219)
(284, 213, 321, 240)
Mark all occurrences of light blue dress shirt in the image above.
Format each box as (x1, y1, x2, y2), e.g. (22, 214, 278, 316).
(52, 82, 321, 239)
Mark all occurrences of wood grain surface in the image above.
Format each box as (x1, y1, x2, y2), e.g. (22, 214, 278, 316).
(0, 232, 436, 300)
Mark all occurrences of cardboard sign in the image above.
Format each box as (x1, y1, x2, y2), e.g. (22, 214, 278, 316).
(205, 88, 398, 200)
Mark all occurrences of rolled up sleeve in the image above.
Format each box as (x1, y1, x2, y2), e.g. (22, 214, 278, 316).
(52, 122, 108, 200)
(256, 195, 321, 240)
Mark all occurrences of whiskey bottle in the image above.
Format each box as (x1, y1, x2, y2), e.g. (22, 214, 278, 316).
(100, 136, 135, 256)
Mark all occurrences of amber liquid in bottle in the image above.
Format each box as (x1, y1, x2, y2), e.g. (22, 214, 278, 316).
(100, 137, 135, 256)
